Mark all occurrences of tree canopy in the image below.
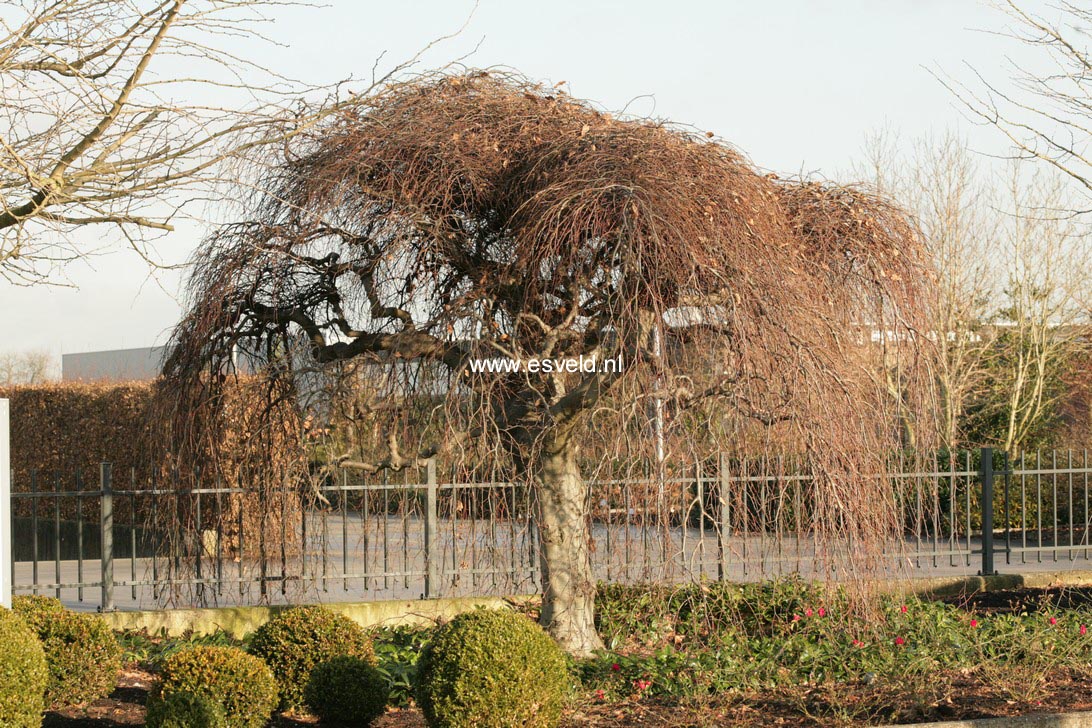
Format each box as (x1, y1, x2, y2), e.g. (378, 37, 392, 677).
(165, 71, 935, 653)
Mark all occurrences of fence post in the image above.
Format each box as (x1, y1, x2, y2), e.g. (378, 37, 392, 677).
(100, 463, 114, 612)
(0, 399, 10, 609)
(979, 448, 996, 576)
(718, 452, 728, 582)
(424, 459, 438, 600)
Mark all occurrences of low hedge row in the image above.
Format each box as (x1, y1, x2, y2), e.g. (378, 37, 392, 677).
(149, 605, 569, 728)
(0, 598, 571, 728)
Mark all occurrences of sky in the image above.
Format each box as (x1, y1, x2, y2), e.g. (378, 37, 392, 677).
(0, 0, 1057, 360)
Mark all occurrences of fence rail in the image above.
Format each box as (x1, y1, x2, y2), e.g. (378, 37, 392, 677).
(9, 448, 1092, 611)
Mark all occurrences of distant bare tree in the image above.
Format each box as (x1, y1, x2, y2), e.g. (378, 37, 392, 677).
(0, 0, 308, 283)
(860, 132, 1001, 451)
(991, 164, 1090, 453)
(944, 1, 1092, 209)
(0, 350, 56, 385)
(0, 0, 463, 284)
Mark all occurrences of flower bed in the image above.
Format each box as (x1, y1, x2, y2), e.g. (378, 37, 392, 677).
(40, 582, 1092, 727)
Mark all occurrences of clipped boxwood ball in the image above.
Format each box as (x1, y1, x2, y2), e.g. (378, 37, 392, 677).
(304, 655, 389, 726)
(150, 646, 277, 728)
(145, 691, 227, 728)
(249, 605, 375, 709)
(13, 595, 123, 708)
(0, 607, 48, 727)
(415, 609, 569, 728)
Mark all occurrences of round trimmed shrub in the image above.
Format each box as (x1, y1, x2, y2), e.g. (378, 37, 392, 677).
(0, 607, 48, 727)
(248, 606, 375, 708)
(12, 595, 123, 708)
(151, 646, 277, 728)
(304, 656, 388, 726)
(145, 691, 227, 728)
(10, 595, 65, 623)
(415, 609, 569, 728)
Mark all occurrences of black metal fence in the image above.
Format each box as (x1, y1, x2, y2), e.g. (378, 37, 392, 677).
(10, 448, 1092, 611)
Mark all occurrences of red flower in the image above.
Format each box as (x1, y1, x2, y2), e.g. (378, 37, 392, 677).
(792, 614, 801, 622)
(611, 663, 621, 672)
(852, 639, 864, 648)
(1050, 617, 1058, 625)
(900, 605, 908, 614)
(895, 636, 905, 646)
(594, 689, 605, 701)
(805, 608, 813, 617)
(818, 607, 826, 617)
(970, 619, 978, 628)
(1081, 624, 1088, 636)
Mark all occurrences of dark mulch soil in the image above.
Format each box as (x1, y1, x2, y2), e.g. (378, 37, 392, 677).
(938, 585, 1092, 614)
(42, 669, 152, 727)
(43, 586, 1092, 727)
(43, 664, 1092, 727)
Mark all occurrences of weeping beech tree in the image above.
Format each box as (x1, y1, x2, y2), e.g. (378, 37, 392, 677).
(163, 71, 935, 655)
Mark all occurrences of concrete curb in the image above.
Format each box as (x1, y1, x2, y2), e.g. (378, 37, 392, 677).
(880, 569, 1092, 599)
(100, 594, 536, 637)
(884, 710, 1092, 727)
(97, 568, 1092, 637)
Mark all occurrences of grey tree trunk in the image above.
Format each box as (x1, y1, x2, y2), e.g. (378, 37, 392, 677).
(535, 433, 604, 657)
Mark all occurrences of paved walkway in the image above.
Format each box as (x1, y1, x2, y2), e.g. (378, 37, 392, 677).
(13, 517, 1092, 612)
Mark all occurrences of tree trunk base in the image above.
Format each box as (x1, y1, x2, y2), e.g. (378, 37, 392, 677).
(536, 434, 604, 657)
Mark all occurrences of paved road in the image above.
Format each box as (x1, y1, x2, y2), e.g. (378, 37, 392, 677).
(14, 515, 1092, 612)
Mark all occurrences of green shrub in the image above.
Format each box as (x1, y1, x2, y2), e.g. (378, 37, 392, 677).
(415, 609, 569, 728)
(0, 607, 48, 727)
(151, 646, 278, 728)
(145, 691, 227, 728)
(249, 606, 375, 708)
(10, 595, 65, 624)
(13, 595, 123, 708)
(372, 625, 433, 707)
(304, 656, 388, 726)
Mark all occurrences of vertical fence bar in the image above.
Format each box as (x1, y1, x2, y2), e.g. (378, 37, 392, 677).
(130, 469, 137, 601)
(965, 451, 972, 567)
(1048, 449, 1057, 563)
(1036, 450, 1043, 563)
(31, 472, 39, 595)
(0, 398, 10, 609)
(1085, 450, 1090, 561)
(53, 473, 60, 599)
(341, 470, 349, 592)
(980, 447, 996, 576)
(151, 471, 159, 601)
(1069, 450, 1075, 561)
(1020, 454, 1027, 565)
(424, 459, 438, 600)
(195, 468, 203, 603)
(718, 453, 728, 582)
(76, 469, 84, 602)
(100, 463, 114, 612)
(1003, 451, 1011, 565)
(948, 454, 957, 567)
(215, 475, 224, 597)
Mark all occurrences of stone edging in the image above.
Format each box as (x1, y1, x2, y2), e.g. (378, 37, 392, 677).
(884, 710, 1092, 727)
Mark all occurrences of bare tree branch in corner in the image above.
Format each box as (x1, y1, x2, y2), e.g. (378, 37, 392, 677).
(940, 1, 1092, 210)
(0, 0, 464, 284)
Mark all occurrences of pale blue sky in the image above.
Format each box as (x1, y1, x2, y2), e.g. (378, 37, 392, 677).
(1, 0, 1055, 357)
